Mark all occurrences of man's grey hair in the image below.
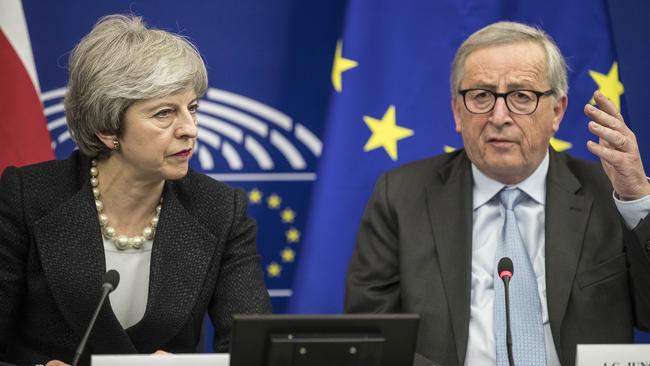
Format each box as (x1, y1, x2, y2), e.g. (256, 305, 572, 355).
(64, 14, 208, 157)
(450, 21, 568, 101)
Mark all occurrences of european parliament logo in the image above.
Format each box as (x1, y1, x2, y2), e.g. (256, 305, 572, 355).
(41, 86, 322, 311)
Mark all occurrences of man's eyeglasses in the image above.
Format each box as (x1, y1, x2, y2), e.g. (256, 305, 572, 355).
(458, 89, 555, 115)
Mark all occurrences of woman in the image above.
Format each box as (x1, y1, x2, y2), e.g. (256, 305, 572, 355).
(0, 14, 271, 366)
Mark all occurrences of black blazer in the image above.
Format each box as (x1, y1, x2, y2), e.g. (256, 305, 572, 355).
(0, 152, 271, 366)
(345, 149, 650, 366)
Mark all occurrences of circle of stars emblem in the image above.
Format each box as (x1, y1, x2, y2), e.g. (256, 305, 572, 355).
(248, 188, 301, 278)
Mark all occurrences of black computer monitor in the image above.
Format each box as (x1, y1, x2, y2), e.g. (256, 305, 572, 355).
(229, 313, 420, 366)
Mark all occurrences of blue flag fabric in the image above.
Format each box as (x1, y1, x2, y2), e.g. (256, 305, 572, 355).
(607, 0, 650, 167)
(289, 0, 637, 316)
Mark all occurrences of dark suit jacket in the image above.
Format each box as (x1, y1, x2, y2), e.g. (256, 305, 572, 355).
(0, 151, 272, 366)
(345, 149, 650, 366)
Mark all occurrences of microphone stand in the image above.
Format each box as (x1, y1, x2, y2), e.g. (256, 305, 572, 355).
(72, 270, 119, 366)
(503, 275, 515, 366)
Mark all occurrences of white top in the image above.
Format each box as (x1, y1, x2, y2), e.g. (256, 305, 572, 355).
(103, 237, 153, 329)
(464, 151, 650, 366)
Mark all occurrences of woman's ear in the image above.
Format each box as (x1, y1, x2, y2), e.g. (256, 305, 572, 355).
(96, 131, 119, 151)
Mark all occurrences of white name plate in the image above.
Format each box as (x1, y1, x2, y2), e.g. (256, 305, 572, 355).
(92, 353, 229, 366)
(576, 344, 650, 366)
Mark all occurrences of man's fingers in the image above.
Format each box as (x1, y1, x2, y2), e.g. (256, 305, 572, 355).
(584, 103, 625, 133)
(588, 121, 630, 151)
(587, 140, 624, 165)
(593, 90, 622, 121)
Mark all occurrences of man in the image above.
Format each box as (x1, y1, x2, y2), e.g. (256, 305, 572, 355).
(345, 22, 650, 366)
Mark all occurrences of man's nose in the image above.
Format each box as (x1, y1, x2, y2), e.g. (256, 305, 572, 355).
(489, 96, 512, 126)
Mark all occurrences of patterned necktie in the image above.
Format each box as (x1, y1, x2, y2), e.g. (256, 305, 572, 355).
(494, 188, 546, 366)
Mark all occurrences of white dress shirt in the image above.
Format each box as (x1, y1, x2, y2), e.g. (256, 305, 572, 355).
(464, 152, 650, 366)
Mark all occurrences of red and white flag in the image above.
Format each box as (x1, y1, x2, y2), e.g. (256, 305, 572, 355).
(0, 0, 54, 173)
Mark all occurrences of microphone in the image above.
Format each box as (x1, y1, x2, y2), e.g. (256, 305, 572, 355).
(498, 257, 515, 366)
(72, 270, 120, 366)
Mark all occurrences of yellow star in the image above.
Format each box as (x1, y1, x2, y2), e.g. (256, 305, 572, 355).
(589, 61, 624, 112)
(280, 208, 296, 224)
(331, 39, 358, 93)
(286, 228, 301, 243)
(248, 188, 263, 204)
(267, 193, 282, 209)
(363, 105, 414, 161)
(550, 137, 572, 152)
(266, 262, 282, 278)
(281, 247, 296, 263)
(443, 145, 456, 153)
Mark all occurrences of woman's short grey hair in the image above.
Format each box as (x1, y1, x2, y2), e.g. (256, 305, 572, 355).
(64, 14, 208, 157)
(450, 21, 568, 101)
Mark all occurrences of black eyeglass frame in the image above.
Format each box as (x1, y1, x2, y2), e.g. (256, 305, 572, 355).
(458, 88, 555, 115)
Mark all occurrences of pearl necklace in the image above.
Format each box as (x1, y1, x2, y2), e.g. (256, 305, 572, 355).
(90, 159, 162, 250)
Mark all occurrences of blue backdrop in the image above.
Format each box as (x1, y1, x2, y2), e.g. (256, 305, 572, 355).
(17, 0, 650, 346)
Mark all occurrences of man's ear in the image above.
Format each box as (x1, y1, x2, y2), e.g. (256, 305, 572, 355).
(452, 97, 463, 134)
(552, 95, 568, 133)
(96, 131, 118, 150)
